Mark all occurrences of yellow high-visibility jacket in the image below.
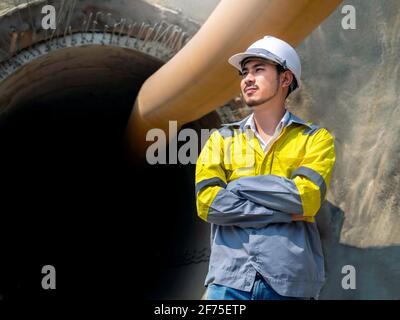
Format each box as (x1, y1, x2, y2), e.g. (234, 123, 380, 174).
(196, 112, 336, 224)
(195, 111, 335, 297)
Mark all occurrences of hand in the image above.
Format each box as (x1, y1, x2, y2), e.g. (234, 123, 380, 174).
(291, 214, 306, 222)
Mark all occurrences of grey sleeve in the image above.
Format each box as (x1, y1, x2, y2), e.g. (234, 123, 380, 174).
(197, 178, 292, 228)
(226, 175, 304, 215)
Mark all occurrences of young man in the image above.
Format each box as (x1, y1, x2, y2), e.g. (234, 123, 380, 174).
(195, 36, 335, 300)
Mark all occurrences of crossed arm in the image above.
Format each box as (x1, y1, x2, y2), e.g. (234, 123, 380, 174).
(195, 129, 335, 228)
(196, 175, 303, 228)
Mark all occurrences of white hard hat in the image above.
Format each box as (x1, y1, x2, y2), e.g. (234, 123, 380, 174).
(228, 35, 301, 92)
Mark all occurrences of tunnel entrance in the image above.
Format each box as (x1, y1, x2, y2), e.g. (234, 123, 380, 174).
(0, 44, 206, 302)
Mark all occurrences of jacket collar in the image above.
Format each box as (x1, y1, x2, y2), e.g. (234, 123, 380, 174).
(221, 111, 314, 130)
(220, 113, 251, 130)
(286, 112, 314, 129)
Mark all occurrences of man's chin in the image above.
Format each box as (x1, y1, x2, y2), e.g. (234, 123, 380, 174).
(244, 93, 278, 107)
(245, 100, 262, 107)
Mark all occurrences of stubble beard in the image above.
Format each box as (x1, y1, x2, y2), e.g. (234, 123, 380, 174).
(243, 76, 280, 108)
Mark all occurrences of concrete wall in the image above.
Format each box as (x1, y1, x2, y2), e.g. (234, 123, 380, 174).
(293, 0, 400, 299)
(215, 0, 400, 299)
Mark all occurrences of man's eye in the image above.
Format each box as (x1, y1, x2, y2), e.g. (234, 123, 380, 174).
(256, 68, 263, 72)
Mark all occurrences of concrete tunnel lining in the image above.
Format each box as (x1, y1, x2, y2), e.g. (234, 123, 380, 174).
(0, 0, 214, 300)
(0, 43, 164, 115)
(0, 40, 206, 300)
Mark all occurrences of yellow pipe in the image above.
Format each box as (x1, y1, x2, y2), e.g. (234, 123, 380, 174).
(127, 0, 342, 155)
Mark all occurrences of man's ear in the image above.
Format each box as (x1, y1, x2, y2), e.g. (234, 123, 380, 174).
(281, 71, 294, 88)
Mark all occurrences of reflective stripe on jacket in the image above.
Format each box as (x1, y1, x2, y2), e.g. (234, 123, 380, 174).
(195, 111, 336, 298)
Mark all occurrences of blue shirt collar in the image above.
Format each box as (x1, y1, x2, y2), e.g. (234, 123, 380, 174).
(222, 110, 313, 130)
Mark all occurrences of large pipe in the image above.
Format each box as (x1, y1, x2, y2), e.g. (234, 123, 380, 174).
(127, 0, 342, 155)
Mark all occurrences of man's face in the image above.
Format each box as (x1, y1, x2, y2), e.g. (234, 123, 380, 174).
(240, 58, 280, 107)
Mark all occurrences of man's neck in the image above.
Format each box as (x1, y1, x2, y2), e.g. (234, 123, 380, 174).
(253, 103, 286, 136)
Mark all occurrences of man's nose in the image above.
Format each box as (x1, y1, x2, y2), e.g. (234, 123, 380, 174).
(244, 72, 255, 85)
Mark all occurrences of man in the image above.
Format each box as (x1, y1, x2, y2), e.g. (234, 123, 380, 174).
(195, 36, 335, 300)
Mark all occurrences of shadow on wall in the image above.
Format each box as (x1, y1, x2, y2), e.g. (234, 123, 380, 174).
(149, 198, 400, 300)
(143, 193, 400, 300)
(316, 202, 400, 299)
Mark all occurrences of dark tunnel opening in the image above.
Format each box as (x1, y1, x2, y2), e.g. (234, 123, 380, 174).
(0, 45, 203, 302)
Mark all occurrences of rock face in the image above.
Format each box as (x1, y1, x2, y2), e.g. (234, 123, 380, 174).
(216, 0, 400, 299)
(1, 0, 399, 300)
(292, 0, 400, 298)
(294, 0, 400, 249)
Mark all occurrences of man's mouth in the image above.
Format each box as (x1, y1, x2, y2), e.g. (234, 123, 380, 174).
(244, 86, 257, 94)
